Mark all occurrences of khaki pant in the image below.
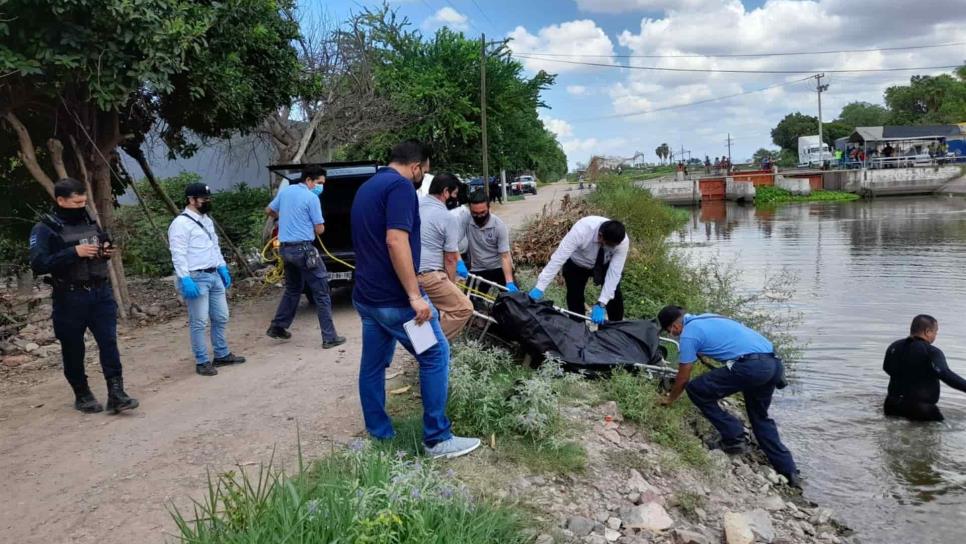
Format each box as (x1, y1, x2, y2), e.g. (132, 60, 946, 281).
(417, 271, 473, 341)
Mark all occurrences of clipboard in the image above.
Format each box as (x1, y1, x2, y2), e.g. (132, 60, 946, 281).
(403, 318, 438, 355)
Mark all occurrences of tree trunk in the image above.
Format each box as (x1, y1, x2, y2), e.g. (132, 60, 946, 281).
(125, 146, 255, 278)
(16, 269, 33, 296)
(89, 155, 131, 320)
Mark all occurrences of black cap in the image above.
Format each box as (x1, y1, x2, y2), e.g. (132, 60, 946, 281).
(185, 182, 211, 198)
(657, 305, 685, 331)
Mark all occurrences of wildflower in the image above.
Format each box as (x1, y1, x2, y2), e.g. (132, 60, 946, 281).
(348, 438, 365, 452)
(395, 450, 407, 460)
(410, 488, 422, 499)
(445, 468, 456, 478)
(355, 488, 365, 498)
(439, 486, 454, 499)
(305, 499, 321, 516)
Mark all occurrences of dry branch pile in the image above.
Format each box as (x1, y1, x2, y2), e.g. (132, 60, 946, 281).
(512, 194, 591, 267)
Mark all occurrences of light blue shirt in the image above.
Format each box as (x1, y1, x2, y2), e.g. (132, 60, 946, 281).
(268, 183, 323, 242)
(677, 313, 773, 365)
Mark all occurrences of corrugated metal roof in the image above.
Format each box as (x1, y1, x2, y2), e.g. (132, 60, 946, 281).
(849, 124, 963, 143)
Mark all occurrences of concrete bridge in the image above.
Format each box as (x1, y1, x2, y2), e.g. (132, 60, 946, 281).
(639, 165, 965, 205)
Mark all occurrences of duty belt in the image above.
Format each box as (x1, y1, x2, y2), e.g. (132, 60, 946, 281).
(51, 278, 109, 291)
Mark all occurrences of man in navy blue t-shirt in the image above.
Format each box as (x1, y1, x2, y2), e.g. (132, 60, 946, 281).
(350, 140, 480, 459)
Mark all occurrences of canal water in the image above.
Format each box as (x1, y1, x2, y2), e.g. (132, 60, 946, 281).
(674, 197, 966, 544)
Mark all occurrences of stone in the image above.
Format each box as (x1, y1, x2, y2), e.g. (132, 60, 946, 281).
(673, 528, 713, 544)
(723, 512, 754, 544)
(604, 528, 621, 542)
(2, 354, 31, 367)
(694, 507, 708, 522)
(584, 535, 607, 544)
(761, 495, 785, 512)
(626, 492, 641, 504)
(535, 535, 555, 544)
(567, 516, 596, 537)
(627, 469, 659, 494)
(745, 509, 776, 543)
(622, 502, 673, 532)
(810, 508, 834, 526)
(606, 517, 622, 530)
(790, 521, 805, 538)
(599, 400, 624, 422)
(801, 521, 816, 535)
(24, 342, 40, 352)
(145, 304, 162, 317)
(764, 468, 781, 484)
(600, 428, 622, 445)
(595, 511, 611, 523)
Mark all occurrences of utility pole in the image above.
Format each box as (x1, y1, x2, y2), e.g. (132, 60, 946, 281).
(815, 73, 828, 153)
(726, 133, 733, 164)
(480, 33, 489, 200)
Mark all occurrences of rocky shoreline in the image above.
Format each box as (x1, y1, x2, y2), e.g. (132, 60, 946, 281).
(497, 401, 853, 544)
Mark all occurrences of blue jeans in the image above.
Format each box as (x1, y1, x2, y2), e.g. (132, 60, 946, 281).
(271, 244, 338, 341)
(353, 297, 453, 446)
(686, 355, 797, 476)
(52, 284, 122, 390)
(183, 271, 230, 365)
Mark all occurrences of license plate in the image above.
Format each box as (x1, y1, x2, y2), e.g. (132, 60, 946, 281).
(329, 271, 353, 281)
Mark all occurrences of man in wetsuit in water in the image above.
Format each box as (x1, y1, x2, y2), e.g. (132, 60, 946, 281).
(883, 314, 966, 421)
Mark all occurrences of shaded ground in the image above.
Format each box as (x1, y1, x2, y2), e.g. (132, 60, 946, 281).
(0, 182, 573, 544)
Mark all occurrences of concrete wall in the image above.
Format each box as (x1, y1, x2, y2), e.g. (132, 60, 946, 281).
(776, 175, 811, 196)
(725, 178, 755, 202)
(637, 179, 699, 205)
(841, 165, 962, 195)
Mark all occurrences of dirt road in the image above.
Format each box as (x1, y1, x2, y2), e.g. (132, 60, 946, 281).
(0, 182, 575, 544)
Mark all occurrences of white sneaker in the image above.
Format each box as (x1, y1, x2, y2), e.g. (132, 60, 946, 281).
(425, 436, 482, 459)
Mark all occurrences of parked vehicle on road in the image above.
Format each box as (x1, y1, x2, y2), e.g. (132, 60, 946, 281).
(514, 175, 538, 195)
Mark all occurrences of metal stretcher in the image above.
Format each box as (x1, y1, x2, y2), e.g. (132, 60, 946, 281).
(457, 273, 679, 379)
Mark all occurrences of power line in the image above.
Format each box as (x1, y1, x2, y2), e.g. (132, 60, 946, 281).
(469, 0, 495, 27)
(522, 41, 966, 59)
(514, 55, 962, 74)
(570, 76, 814, 122)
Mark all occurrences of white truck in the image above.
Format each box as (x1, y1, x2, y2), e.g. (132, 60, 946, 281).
(798, 135, 834, 167)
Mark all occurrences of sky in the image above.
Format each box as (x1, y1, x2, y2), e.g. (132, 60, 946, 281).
(316, 0, 966, 168)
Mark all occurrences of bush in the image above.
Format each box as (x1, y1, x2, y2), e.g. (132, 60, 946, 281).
(171, 443, 529, 543)
(114, 172, 270, 277)
(755, 185, 858, 205)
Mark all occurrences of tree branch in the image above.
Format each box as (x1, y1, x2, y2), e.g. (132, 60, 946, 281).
(46, 138, 68, 179)
(2, 110, 56, 198)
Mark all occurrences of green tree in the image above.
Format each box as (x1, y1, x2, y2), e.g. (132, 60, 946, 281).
(770, 112, 819, 151)
(821, 121, 853, 147)
(836, 101, 890, 128)
(884, 68, 966, 125)
(340, 10, 566, 180)
(752, 148, 779, 163)
(0, 0, 301, 307)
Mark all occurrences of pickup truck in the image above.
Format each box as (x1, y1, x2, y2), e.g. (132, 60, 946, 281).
(267, 161, 378, 285)
(514, 175, 537, 195)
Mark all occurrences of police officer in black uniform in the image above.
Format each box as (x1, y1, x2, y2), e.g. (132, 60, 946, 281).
(29, 178, 138, 414)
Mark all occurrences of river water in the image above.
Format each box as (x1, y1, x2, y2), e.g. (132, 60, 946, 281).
(674, 197, 966, 544)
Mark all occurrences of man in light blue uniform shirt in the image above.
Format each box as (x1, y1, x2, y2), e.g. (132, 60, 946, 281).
(169, 182, 246, 376)
(265, 167, 345, 348)
(657, 305, 799, 487)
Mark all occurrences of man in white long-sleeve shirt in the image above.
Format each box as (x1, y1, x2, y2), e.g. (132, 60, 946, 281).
(528, 216, 629, 325)
(168, 182, 245, 376)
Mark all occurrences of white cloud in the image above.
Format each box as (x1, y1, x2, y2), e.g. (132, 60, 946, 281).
(576, 0, 720, 14)
(541, 116, 574, 138)
(422, 7, 469, 32)
(566, 85, 591, 96)
(507, 20, 616, 73)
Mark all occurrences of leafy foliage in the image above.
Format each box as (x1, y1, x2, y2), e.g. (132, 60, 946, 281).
(884, 68, 966, 125)
(339, 11, 567, 181)
(770, 112, 819, 151)
(754, 186, 859, 205)
(836, 101, 891, 127)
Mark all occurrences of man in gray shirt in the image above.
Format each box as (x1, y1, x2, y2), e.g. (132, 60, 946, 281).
(459, 191, 519, 293)
(418, 174, 474, 340)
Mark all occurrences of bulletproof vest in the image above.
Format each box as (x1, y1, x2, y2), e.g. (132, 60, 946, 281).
(43, 213, 110, 283)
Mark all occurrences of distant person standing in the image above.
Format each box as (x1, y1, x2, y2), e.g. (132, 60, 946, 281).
(657, 306, 799, 487)
(458, 191, 519, 293)
(704, 156, 711, 174)
(351, 140, 480, 459)
(713, 157, 721, 174)
(29, 178, 138, 414)
(168, 182, 246, 376)
(418, 173, 473, 340)
(883, 315, 966, 421)
(529, 216, 628, 325)
(264, 167, 345, 349)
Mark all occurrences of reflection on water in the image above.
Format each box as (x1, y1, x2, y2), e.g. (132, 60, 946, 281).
(676, 197, 966, 544)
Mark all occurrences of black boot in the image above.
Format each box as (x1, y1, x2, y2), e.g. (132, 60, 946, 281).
(72, 385, 104, 414)
(105, 376, 139, 414)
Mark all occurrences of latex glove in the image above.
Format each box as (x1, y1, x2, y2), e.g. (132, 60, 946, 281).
(179, 277, 201, 299)
(506, 282, 519, 293)
(456, 260, 469, 279)
(591, 304, 606, 325)
(217, 265, 232, 288)
(528, 288, 544, 300)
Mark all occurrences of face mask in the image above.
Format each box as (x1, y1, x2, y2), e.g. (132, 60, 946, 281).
(473, 213, 490, 227)
(445, 197, 459, 210)
(56, 205, 87, 223)
(197, 201, 212, 215)
(311, 184, 324, 196)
